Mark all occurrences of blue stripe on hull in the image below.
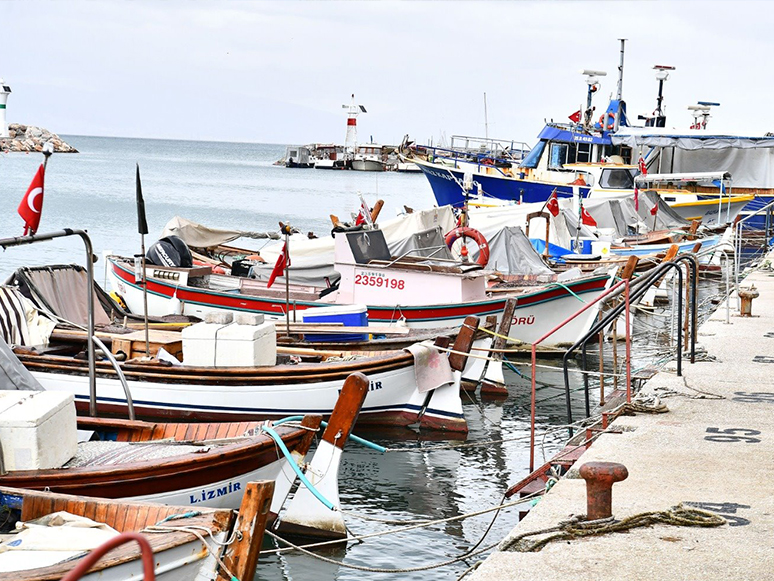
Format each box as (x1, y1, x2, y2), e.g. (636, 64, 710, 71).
(418, 163, 589, 207)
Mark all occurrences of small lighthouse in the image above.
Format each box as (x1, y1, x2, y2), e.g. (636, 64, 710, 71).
(0, 79, 10, 138)
(342, 94, 366, 151)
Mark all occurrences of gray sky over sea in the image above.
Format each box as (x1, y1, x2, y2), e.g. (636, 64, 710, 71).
(3, 1, 772, 145)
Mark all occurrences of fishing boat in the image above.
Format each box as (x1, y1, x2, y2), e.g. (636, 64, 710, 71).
(108, 225, 617, 347)
(0, 482, 271, 580)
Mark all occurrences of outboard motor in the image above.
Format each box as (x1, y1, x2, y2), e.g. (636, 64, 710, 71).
(145, 235, 193, 268)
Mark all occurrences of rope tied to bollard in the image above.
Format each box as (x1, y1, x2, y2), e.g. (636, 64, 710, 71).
(498, 503, 726, 553)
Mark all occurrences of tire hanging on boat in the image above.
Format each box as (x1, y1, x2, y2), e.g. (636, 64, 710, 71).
(444, 227, 490, 267)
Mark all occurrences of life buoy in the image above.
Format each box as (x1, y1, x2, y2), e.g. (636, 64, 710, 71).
(598, 111, 615, 131)
(445, 227, 490, 267)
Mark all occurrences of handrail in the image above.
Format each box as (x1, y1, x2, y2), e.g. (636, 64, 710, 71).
(61, 532, 155, 581)
(734, 199, 774, 305)
(92, 335, 136, 421)
(528, 276, 628, 471)
(0, 229, 98, 416)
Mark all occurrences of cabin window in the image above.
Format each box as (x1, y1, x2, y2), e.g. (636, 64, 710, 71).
(576, 143, 592, 163)
(548, 143, 569, 169)
(519, 140, 546, 169)
(599, 168, 636, 189)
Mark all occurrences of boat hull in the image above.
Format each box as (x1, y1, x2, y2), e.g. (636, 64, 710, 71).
(413, 158, 590, 207)
(27, 355, 467, 433)
(351, 159, 386, 172)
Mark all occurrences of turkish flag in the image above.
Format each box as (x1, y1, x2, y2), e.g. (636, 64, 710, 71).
(546, 190, 560, 217)
(638, 155, 648, 175)
(568, 110, 581, 123)
(581, 206, 597, 227)
(650, 203, 659, 216)
(18, 164, 45, 235)
(267, 243, 289, 288)
(634, 187, 640, 211)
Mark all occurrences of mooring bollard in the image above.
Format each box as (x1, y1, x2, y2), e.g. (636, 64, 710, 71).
(739, 285, 759, 317)
(579, 461, 629, 520)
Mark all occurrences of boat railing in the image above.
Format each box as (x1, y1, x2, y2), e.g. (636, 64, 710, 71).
(92, 335, 136, 421)
(734, 198, 774, 303)
(449, 135, 532, 160)
(385, 246, 456, 268)
(0, 229, 98, 416)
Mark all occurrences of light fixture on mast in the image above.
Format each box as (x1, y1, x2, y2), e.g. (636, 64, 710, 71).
(580, 69, 607, 129)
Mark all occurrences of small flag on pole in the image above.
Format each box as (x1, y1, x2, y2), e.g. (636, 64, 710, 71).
(136, 164, 149, 235)
(568, 110, 582, 123)
(638, 155, 648, 175)
(581, 206, 597, 227)
(650, 203, 659, 216)
(267, 243, 289, 288)
(354, 194, 373, 226)
(18, 164, 46, 235)
(546, 190, 560, 217)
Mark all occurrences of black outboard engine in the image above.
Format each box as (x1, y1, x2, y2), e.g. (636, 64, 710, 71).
(145, 235, 193, 268)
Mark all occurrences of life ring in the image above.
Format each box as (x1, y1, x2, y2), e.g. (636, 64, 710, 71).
(598, 111, 615, 131)
(445, 227, 490, 267)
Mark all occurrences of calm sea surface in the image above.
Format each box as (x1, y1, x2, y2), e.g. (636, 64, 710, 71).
(0, 136, 724, 580)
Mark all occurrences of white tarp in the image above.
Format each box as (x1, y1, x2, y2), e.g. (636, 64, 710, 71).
(161, 216, 280, 248)
(612, 127, 774, 188)
(249, 207, 457, 287)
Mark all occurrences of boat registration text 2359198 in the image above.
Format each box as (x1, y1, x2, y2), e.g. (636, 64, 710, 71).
(355, 271, 405, 290)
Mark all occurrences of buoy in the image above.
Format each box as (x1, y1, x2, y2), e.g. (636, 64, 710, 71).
(445, 227, 490, 267)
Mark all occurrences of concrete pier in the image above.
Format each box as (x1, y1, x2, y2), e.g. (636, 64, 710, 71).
(472, 260, 774, 580)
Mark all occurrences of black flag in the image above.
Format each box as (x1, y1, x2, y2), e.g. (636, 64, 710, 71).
(135, 163, 148, 235)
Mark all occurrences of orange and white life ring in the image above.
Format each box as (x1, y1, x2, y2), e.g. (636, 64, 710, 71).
(445, 227, 490, 267)
(598, 111, 616, 131)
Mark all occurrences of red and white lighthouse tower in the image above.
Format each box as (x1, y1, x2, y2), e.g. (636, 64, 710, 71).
(342, 94, 366, 151)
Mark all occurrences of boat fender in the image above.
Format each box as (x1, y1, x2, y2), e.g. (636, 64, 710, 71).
(109, 291, 128, 311)
(444, 227, 490, 267)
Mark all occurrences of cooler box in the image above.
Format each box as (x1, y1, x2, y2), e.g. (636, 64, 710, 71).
(0, 391, 77, 470)
(216, 321, 277, 367)
(182, 321, 229, 366)
(301, 304, 369, 342)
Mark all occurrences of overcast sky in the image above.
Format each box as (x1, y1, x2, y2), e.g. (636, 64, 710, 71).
(3, 1, 773, 146)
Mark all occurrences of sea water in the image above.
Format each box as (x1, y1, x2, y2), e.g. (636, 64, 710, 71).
(0, 136, 726, 580)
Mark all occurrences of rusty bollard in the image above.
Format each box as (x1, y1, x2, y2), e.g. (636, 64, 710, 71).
(579, 462, 629, 520)
(739, 285, 759, 317)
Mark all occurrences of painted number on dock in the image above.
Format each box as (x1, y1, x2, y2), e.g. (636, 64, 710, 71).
(752, 355, 774, 364)
(704, 427, 761, 444)
(685, 502, 751, 527)
(732, 391, 774, 404)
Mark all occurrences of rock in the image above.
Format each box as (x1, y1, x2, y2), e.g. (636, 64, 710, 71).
(1, 123, 78, 153)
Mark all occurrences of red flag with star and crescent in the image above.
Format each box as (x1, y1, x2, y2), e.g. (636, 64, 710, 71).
(546, 190, 560, 217)
(581, 206, 597, 227)
(267, 243, 289, 288)
(18, 164, 46, 235)
(635, 155, 647, 211)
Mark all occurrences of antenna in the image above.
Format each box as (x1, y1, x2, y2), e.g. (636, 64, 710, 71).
(647, 65, 675, 127)
(614, 39, 626, 131)
(580, 69, 607, 129)
(688, 102, 719, 130)
(483, 92, 489, 141)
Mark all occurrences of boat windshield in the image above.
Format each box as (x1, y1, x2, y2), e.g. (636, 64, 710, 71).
(519, 140, 546, 169)
(599, 168, 636, 189)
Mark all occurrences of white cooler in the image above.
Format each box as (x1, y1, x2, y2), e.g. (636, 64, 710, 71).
(0, 391, 77, 470)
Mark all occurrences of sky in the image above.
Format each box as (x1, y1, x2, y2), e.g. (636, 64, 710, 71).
(3, 1, 774, 146)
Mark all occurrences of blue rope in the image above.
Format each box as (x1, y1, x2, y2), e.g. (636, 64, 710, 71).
(260, 425, 335, 511)
(504, 360, 525, 377)
(273, 416, 387, 453)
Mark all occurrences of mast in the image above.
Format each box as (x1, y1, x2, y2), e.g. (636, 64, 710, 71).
(483, 92, 489, 141)
(614, 39, 626, 132)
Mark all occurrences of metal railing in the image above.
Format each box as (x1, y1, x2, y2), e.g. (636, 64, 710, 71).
(734, 199, 774, 305)
(0, 229, 135, 419)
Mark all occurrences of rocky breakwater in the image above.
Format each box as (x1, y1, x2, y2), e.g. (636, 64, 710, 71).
(0, 123, 78, 153)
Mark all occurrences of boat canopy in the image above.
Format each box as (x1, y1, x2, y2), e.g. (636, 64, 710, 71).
(536, 124, 612, 146)
(612, 127, 774, 150)
(635, 171, 732, 186)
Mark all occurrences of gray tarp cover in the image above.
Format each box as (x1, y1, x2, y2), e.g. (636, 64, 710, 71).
(0, 336, 43, 391)
(581, 191, 688, 236)
(485, 226, 554, 276)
